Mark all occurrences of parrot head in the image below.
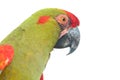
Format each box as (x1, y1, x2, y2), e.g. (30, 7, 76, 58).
(51, 9, 80, 55)
(36, 8, 80, 55)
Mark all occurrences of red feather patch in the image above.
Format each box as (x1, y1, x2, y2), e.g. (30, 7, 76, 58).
(40, 74, 44, 80)
(0, 45, 14, 70)
(37, 16, 50, 24)
(64, 10, 80, 28)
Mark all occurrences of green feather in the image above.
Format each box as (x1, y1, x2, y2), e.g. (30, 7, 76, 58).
(0, 8, 66, 80)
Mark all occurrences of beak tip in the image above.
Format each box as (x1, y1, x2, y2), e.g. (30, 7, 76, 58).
(67, 44, 79, 55)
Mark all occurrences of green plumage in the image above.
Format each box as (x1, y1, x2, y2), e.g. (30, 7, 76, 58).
(0, 8, 66, 80)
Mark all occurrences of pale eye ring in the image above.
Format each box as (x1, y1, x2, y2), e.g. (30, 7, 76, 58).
(56, 14, 69, 25)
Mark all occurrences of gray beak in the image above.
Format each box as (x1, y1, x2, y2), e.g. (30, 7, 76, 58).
(54, 27, 80, 55)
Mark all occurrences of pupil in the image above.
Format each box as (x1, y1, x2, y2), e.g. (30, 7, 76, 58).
(62, 18, 66, 21)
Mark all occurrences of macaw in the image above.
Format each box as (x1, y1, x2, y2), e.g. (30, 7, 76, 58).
(0, 8, 80, 80)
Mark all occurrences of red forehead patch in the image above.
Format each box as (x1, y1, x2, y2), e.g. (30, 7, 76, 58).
(64, 10, 80, 28)
(37, 16, 50, 24)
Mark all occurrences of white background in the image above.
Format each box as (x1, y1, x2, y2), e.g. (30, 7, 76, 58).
(0, 0, 120, 80)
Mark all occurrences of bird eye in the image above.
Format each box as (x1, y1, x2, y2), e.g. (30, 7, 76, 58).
(62, 17, 66, 21)
(55, 14, 69, 25)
